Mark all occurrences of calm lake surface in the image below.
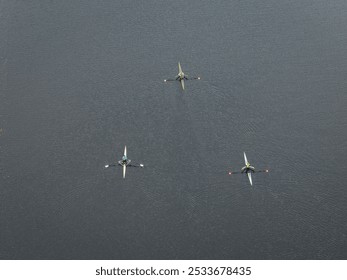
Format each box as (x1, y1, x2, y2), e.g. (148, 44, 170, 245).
(1, 0, 346, 259)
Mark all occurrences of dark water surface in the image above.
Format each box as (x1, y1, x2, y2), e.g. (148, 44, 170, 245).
(1, 0, 347, 259)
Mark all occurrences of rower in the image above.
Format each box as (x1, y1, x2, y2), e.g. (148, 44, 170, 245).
(177, 73, 184, 80)
(121, 155, 128, 165)
(241, 162, 255, 173)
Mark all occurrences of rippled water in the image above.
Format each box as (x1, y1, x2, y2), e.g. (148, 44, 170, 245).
(1, 0, 347, 259)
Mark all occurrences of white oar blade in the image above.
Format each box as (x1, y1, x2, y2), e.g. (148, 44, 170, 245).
(244, 152, 248, 165)
(247, 172, 253, 186)
(123, 164, 126, 179)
